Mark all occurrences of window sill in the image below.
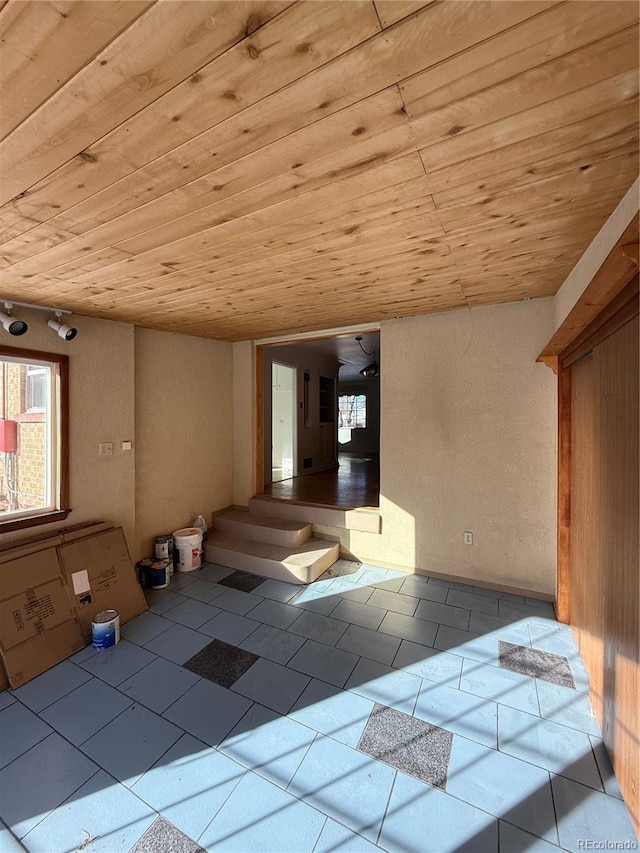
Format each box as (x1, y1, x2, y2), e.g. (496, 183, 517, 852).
(0, 508, 71, 534)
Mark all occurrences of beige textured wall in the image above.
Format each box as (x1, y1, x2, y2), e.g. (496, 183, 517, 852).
(135, 328, 233, 560)
(342, 299, 558, 594)
(232, 341, 254, 507)
(1, 312, 136, 547)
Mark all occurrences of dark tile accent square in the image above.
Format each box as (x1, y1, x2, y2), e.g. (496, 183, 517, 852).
(219, 571, 266, 593)
(358, 703, 453, 788)
(131, 817, 205, 853)
(183, 639, 259, 688)
(498, 641, 575, 689)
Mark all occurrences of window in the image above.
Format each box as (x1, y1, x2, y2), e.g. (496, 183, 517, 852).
(27, 366, 47, 410)
(338, 394, 367, 429)
(0, 347, 70, 532)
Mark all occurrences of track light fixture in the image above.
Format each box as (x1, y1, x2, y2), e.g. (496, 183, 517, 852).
(0, 303, 28, 336)
(0, 300, 77, 340)
(48, 313, 77, 341)
(355, 335, 380, 378)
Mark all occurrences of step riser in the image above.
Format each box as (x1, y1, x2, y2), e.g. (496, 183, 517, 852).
(212, 516, 311, 547)
(249, 497, 381, 534)
(204, 541, 338, 585)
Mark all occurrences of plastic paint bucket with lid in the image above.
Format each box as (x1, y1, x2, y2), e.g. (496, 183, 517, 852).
(92, 610, 120, 650)
(173, 527, 203, 572)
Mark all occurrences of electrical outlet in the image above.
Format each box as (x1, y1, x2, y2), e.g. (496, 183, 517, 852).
(463, 531, 473, 545)
(121, 440, 132, 451)
(99, 442, 113, 457)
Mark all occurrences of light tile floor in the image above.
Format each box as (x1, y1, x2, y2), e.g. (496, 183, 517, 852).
(0, 561, 637, 853)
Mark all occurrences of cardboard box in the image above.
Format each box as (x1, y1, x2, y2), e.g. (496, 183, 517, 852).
(0, 520, 114, 564)
(0, 548, 84, 688)
(58, 527, 147, 641)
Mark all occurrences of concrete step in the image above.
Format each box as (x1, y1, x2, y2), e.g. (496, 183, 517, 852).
(212, 509, 312, 547)
(249, 496, 381, 534)
(204, 533, 339, 585)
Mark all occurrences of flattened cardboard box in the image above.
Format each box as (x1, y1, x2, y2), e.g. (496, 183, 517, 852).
(58, 527, 146, 641)
(0, 548, 84, 688)
(0, 520, 114, 565)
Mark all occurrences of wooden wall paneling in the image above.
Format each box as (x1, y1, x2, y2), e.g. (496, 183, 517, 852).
(0, 0, 154, 141)
(556, 363, 571, 623)
(569, 315, 639, 834)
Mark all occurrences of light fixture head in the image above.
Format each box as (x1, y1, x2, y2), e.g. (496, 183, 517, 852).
(48, 317, 77, 341)
(355, 335, 379, 377)
(360, 359, 379, 378)
(0, 305, 28, 336)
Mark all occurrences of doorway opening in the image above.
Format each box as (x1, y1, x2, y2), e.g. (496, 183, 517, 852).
(257, 331, 380, 509)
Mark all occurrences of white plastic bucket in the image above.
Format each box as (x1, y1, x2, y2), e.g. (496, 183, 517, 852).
(173, 527, 203, 572)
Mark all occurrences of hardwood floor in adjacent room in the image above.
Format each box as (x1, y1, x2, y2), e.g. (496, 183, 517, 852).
(264, 454, 380, 508)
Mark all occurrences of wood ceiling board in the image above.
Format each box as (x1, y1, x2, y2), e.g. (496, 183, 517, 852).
(373, 0, 435, 28)
(4, 1, 386, 243)
(3, 109, 414, 275)
(423, 102, 639, 196)
(0, 0, 154, 141)
(406, 27, 638, 154)
(16, 156, 427, 289)
(0, 0, 382, 242)
(436, 168, 637, 235)
(109, 123, 418, 256)
(26, 155, 426, 290)
(0, 0, 295, 206)
(0, 1, 638, 340)
(0, 85, 409, 267)
(0, 0, 549, 232)
(116, 192, 441, 287)
(137, 239, 451, 303)
(83, 248, 457, 307)
(431, 130, 639, 211)
(399, 4, 640, 120)
(65, 84, 408, 237)
(418, 70, 639, 177)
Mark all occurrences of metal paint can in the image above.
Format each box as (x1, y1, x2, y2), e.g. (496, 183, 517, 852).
(92, 610, 120, 650)
(154, 535, 174, 561)
(149, 560, 171, 589)
(137, 558, 156, 588)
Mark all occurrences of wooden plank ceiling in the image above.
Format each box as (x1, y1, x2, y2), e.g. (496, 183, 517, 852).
(0, 0, 638, 342)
